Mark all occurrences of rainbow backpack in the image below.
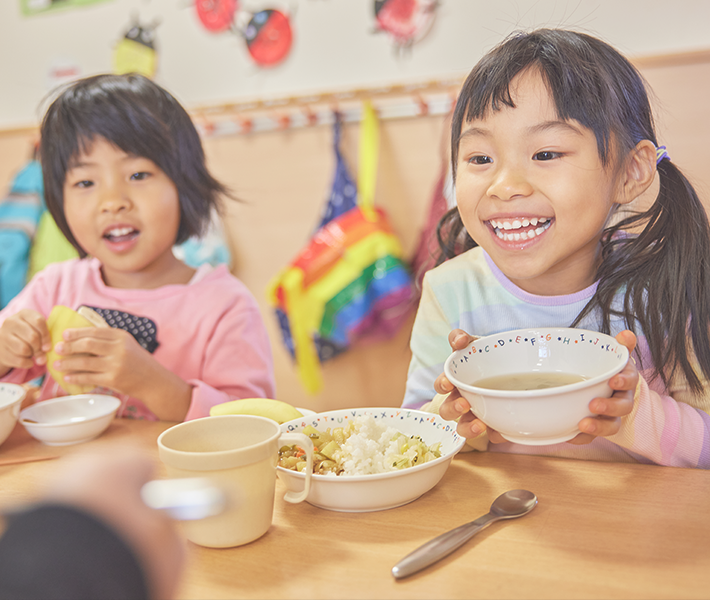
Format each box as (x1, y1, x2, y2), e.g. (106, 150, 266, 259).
(268, 103, 414, 393)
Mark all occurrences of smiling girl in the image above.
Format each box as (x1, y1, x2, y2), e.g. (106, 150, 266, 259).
(0, 74, 274, 421)
(403, 29, 710, 468)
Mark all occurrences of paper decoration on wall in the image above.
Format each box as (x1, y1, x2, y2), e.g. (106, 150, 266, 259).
(20, 0, 113, 17)
(46, 59, 82, 91)
(113, 20, 159, 78)
(373, 0, 438, 47)
(192, 2, 294, 68)
(241, 9, 293, 66)
(196, 0, 238, 33)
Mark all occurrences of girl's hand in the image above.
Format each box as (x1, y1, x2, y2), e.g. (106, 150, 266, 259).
(0, 309, 51, 377)
(434, 329, 508, 443)
(52, 327, 192, 421)
(435, 329, 639, 445)
(569, 329, 639, 445)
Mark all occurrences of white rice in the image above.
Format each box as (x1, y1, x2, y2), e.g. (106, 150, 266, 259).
(331, 415, 426, 477)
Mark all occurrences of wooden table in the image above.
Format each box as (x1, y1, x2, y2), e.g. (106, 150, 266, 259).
(1, 418, 709, 600)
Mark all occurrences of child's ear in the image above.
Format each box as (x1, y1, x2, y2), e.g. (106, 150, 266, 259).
(617, 140, 657, 205)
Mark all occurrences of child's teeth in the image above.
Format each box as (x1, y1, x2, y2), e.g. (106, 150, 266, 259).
(493, 218, 552, 241)
(491, 218, 550, 232)
(109, 227, 133, 236)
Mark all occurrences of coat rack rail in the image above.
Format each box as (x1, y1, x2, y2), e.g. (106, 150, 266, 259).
(190, 75, 464, 137)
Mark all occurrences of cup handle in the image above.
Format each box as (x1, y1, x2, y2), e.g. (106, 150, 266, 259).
(279, 432, 313, 503)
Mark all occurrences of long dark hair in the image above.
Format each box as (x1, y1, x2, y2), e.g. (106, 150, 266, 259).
(39, 73, 229, 257)
(439, 29, 710, 393)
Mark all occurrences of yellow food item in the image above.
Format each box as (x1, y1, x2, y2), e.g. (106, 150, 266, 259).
(46, 305, 107, 395)
(209, 398, 303, 424)
(77, 305, 109, 328)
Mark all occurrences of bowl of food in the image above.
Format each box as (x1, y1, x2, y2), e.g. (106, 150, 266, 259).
(277, 407, 466, 512)
(0, 383, 27, 447)
(19, 394, 122, 446)
(444, 327, 629, 445)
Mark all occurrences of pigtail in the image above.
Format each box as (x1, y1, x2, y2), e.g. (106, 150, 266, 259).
(576, 160, 710, 393)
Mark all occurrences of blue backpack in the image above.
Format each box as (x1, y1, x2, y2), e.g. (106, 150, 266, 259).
(0, 161, 44, 308)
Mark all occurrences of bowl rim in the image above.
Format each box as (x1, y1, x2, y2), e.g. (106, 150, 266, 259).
(444, 327, 629, 398)
(0, 383, 27, 410)
(19, 394, 122, 427)
(277, 407, 465, 482)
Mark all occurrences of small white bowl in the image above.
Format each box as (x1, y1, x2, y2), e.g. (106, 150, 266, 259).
(0, 383, 27, 447)
(277, 407, 465, 512)
(444, 327, 629, 445)
(20, 394, 122, 446)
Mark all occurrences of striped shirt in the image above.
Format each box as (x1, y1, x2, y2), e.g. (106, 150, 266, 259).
(403, 247, 710, 468)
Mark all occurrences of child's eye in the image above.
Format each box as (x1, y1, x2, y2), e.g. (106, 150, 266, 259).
(130, 172, 151, 181)
(468, 155, 492, 165)
(533, 151, 561, 161)
(74, 180, 93, 189)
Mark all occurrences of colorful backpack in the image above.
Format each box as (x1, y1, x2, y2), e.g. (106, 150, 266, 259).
(268, 103, 414, 393)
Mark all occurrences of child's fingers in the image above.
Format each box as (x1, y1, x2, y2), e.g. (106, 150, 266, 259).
(615, 329, 637, 353)
(577, 414, 622, 438)
(55, 328, 132, 360)
(609, 359, 639, 392)
(456, 411, 496, 443)
(61, 327, 119, 342)
(0, 328, 40, 369)
(440, 392, 504, 442)
(433, 372, 455, 395)
(438, 390, 471, 420)
(0, 341, 35, 370)
(52, 353, 101, 376)
(571, 386, 635, 444)
(447, 329, 478, 350)
(16, 309, 51, 355)
(54, 336, 113, 358)
(589, 391, 634, 418)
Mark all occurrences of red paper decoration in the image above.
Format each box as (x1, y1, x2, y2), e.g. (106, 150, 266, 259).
(196, 0, 239, 33)
(374, 0, 437, 46)
(243, 9, 293, 66)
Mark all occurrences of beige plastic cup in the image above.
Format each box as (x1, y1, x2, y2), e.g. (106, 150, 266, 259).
(157, 414, 313, 548)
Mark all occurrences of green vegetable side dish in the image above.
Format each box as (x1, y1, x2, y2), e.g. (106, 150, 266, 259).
(278, 421, 442, 476)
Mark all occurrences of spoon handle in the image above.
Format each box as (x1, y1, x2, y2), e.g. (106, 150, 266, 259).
(391, 513, 498, 579)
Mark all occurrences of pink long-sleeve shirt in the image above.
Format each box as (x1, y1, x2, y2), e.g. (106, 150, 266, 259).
(0, 258, 275, 420)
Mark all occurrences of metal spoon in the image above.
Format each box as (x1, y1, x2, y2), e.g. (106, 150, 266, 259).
(391, 489, 538, 579)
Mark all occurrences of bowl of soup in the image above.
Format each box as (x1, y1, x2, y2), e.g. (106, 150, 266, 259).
(444, 327, 629, 445)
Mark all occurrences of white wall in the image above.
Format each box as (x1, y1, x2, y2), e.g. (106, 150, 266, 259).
(1, 0, 709, 130)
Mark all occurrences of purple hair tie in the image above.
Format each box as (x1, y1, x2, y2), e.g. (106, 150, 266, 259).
(656, 145, 671, 165)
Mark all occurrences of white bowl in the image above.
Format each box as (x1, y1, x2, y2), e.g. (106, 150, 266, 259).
(444, 327, 629, 445)
(0, 383, 27, 447)
(277, 407, 465, 512)
(20, 394, 122, 446)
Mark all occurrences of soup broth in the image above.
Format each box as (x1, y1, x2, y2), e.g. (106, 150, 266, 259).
(473, 372, 587, 391)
